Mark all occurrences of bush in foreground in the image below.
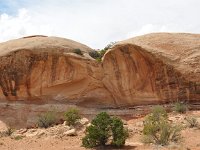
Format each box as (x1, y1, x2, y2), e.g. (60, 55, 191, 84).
(82, 112, 128, 148)
(111, 117, 129, 147)
(37, 111, 56, 128)
(64, 108, 81, 126)
(142, 106, 182, 145)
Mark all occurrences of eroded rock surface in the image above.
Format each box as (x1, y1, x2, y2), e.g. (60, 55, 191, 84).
(0, 33, 199, 109)
(110, 33, 200, 105)
(103, 44, 200, 106)
(0, 36, 114, 106)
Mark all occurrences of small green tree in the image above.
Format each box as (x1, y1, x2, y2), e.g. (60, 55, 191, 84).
(82, 112, 128, 148)
(84, 112, 112, 147)
(143, 106, 182, 145)
(64, 108, 81, 126)
(37, 111, 56, 128)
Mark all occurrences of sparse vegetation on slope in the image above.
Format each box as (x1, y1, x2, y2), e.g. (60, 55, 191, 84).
(73, 48, 83, 55)
(89, 42, 116, 62)
(88, 51, 100, 59)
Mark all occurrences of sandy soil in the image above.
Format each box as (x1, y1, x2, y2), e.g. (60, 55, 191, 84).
(1, 111, 200, 150)
(0, 136, 85, 150)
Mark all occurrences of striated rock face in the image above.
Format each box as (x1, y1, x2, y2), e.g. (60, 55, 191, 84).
(103, 43, 200, 106)
(0, 33, 200, 108)
(111, 33, 200, 105)
(0, 36, 114, 107)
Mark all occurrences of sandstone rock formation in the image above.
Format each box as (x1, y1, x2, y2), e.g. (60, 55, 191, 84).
(0, 36, 114, 106)
(0, 33, 199, 109)
(108, 33, 200, 106)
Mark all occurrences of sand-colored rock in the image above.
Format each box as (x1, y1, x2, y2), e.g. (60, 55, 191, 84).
(103, 33, 200, 106)
(64, 129, 77, 136)
(119, 33, 200, 83)
(0, 120, 8, 133)
(0, 36, 114, 106)
(79, 118, 89, 125)
(0, 33, 199, 109)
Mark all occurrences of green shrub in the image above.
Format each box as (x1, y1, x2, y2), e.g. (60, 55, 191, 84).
(64, 108, 81, 126)
(173, 102, 187, 114)
(82, 112, 128, 148)
(73, 48, 83, 55)
(90, 42, 116, 62)
(186, 116, 198, 128)
(141, 135, 154, 144)
(99, 49, 107, 57)
(95, 57, 102, 62)
(150, 105, 168, 121)
(82, 112, 111, 148)
(111, 117, 129, 147)
(89, 51, 100, 59)
(89, 50, 106, 62)
(37, 111, 56, 128)
(143, 106, 182, 145)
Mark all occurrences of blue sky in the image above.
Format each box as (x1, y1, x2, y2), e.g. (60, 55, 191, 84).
(0, 1, 11, 14)
(0, 0, 25, 14)
(0, 0, 200, 48)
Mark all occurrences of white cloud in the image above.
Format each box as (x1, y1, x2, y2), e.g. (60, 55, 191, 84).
(0, 0, 200, 49)
(126, 24, 193, 38)
(0, 8, 54, 42)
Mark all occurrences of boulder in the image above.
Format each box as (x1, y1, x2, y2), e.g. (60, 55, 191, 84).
(79, 118, 89, 126)
(64, 129, 77, 136)
(0, 121, 8, 133)
(23, 129, 46, 137)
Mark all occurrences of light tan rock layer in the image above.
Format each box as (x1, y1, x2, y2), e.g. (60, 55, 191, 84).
(0, 33, 199, 107)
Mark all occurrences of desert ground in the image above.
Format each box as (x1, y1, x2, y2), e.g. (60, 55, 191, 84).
(1, 110, 200, 150)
